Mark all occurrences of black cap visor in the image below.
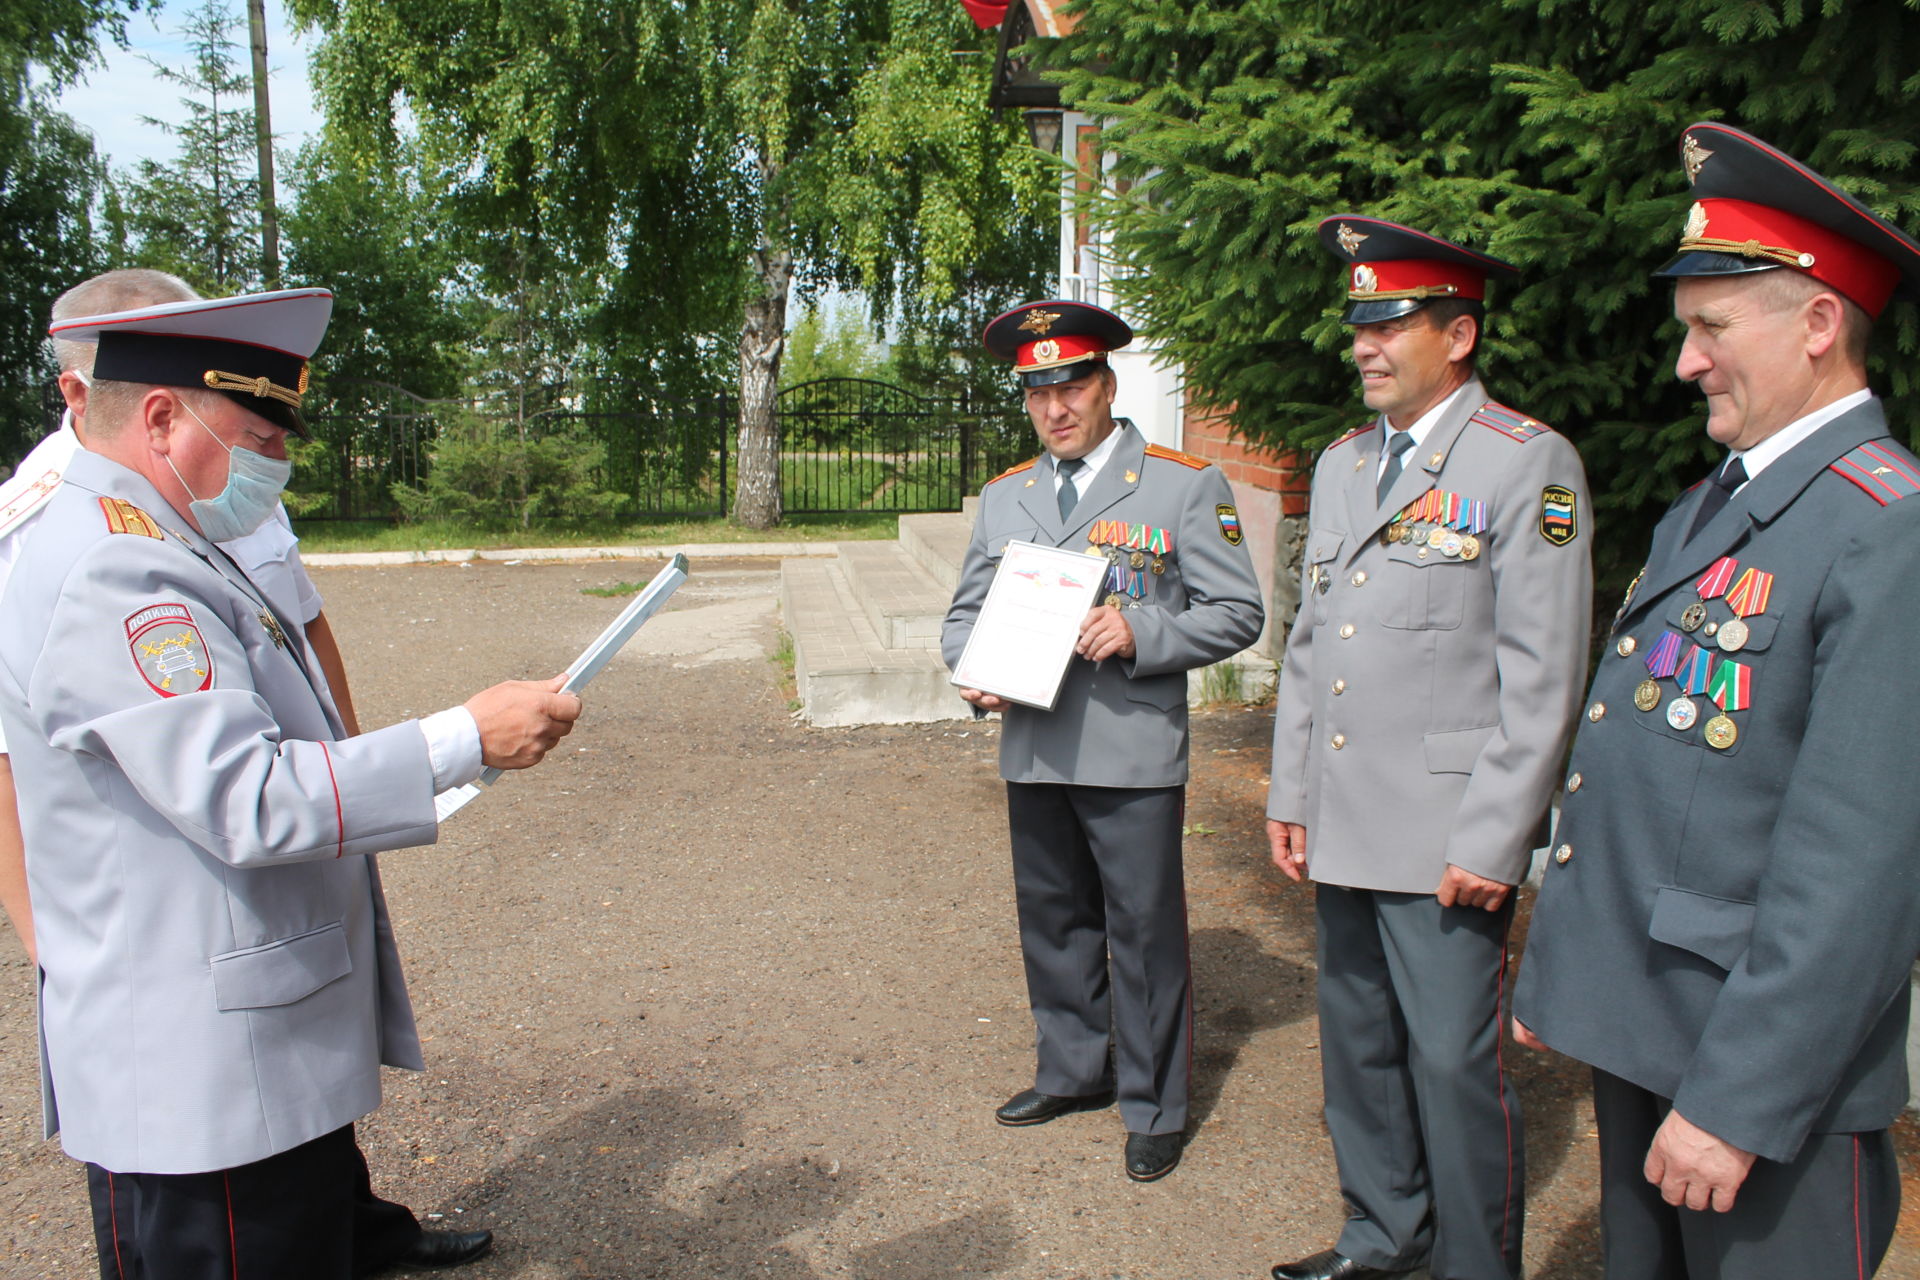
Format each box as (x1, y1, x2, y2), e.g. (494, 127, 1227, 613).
(1019, 357, 1110, 389)
(1342, 297, 1432, 326)
(1652, 249, 1790, 283)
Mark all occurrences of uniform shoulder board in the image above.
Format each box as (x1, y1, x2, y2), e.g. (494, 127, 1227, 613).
(1144, 443, 1207, 470)
(1830, 439, 1920, 505)
(0, 467, 64, 537)
(988, 458, 1038, 485)
(98, 496, 165, 539)
(1472, 401, 1554, 443)
(1328, 421, 1372, 450)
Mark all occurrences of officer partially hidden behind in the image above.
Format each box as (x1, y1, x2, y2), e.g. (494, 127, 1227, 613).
(943, 300, 1265, 1182)
(0, 288, 582, 1279)
(1514, 124, 1920, 1279)
(1267, 220, 1592, 1280)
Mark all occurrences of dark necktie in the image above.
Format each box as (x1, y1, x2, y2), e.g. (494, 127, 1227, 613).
(1057, 457, 1086, 521)
(1377, 430, 1415, 505)
(1685, 456, 1749, 542)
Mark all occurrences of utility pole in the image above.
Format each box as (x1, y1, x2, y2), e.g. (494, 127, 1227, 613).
(247, 0, 279, 286)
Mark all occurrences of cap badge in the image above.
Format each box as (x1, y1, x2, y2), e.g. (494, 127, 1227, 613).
(1352, 264, 1378, 294)
(1684, 202, 1709, 239)
(1336, 222, 1369, 257)
(1682, 134, 1714, 184)
(1033, 338, 1060, 362)
(1017, 309, 1061, 335)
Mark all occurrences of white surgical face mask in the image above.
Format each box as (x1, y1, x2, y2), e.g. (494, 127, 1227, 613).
(163, 396, 292, 542)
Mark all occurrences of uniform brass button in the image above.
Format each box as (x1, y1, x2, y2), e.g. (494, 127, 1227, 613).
(1351, 571, 1368, 587)
(1554, 843, 1573, 865)
(1330, 733, 1346, 750)
(1616, 636, 1637, 657)
(1588, 702, 1606, 722)
(1339, 623, 1356, 639)
(1417, 548, 1429, 560)
(1429, 451, 1445, 467)
(1567, 772, 1582, 793)
(1332, 678, 1347, 695)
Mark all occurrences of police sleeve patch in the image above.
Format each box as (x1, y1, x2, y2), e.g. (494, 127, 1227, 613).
(126, 603, 213, 697)
(1539, 486, 1578, 545)
(1217, 504, 1243, 545)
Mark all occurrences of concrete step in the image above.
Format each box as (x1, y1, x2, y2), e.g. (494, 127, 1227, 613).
(780, 557, 969, 727)
(899, 511, 973, 593)
(835, 541, 949, 650)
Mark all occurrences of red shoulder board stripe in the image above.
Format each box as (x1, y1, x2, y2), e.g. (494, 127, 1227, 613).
(1329, 421, 1373, 449)
(99, 496, 164, 539)
(1830, 439, 1920, 505)
(1472, 401, 1552, 442)
(989, 458, 1038, 484)
(1144, 443, 1207, 470)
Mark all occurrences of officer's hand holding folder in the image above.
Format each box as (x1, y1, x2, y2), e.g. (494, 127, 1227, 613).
(435, 553, 689, 820)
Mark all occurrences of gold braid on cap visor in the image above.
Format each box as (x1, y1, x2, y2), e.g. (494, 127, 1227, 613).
(1346, 283, 1461, 301)
(1676, 236, 1816, 270)
(202, 366, 307, 409)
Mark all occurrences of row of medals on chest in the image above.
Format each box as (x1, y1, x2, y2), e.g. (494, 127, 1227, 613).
(1620, 594, 1750, 750)
(1382, 520, 1482, 560)
(1085, 537, 1164, 610)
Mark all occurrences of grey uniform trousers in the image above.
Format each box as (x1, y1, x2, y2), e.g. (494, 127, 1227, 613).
(1591, 1068, 1898, 1280)
(1006, 781, 1190, 1136)
(1316, 885, 1523, 1280)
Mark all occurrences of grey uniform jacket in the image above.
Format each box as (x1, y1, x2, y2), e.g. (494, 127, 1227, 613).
(1267, 382, 1593, 892)
(1514, 399, 1920, 1164)
(942, 423, 1265, 788)
(0, 451, 439, 1175)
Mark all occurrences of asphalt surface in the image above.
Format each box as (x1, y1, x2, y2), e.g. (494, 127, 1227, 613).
(1, 558, 1914, 1278)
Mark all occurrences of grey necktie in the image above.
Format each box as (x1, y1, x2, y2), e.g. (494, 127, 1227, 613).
(1377, 430, 1415, 505)
(1057, 457, 1086, 520)
(1685, 456, 1749, 542)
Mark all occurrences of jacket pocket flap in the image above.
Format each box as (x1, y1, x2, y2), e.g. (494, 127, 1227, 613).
(1423, 724, 1496, 774)
(1308, 529, 1345, 563)
(210, 922, 351, 1011)
(1123, 672, 1188, 712)
(1649, 886, 1755, 971)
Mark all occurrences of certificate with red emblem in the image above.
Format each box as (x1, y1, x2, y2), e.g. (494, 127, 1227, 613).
(951, 540, 1105, 711)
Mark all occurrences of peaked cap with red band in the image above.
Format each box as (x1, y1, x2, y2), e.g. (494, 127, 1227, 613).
(1317, 216, 1519, 325)
(983, 300, 1133, 388)
(48, 288, 334, 439)
(1653, 123, 1920, 319)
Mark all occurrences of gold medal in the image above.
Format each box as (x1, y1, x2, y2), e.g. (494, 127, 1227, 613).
(1104, 592, 1124, 608)
(1427, 526, 1449, 550)
(1704, 715, 1738, 749)
(1716, 618, 1750, 651)
(1130, 550, 1146, 570)
(1085, 543, 1104, 557)
(1634, 679, 1662, 712)
(1459, 535, 1481, 561)
(1666, 696, 1698, 731)
(1680, 601, 1708, 632)
(1151, 556, 1165, 575)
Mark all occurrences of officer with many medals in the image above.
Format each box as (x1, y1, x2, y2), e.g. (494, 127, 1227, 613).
(1266, 219, 1593, 1280)
(942, 300, 1265, 1182)
(1514, 124, 1920, 1278)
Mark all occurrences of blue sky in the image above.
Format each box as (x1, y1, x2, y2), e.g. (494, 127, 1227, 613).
(47, 0, 322, 171)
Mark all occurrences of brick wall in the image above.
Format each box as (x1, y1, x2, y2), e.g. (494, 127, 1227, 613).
(1180, 400, 1311, 517)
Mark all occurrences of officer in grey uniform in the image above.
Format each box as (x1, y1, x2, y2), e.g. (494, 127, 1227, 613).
(0, 288, 581, 1280)
(1266, 220, 1592, 1280)
(943, 300, 1265, 1182)
(1514, 124, 1920, 1280)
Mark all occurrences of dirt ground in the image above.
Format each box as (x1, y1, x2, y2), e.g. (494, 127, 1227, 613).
(3, 557, 1917, 1279)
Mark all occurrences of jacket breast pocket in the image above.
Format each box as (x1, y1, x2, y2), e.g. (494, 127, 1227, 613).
(209, 921, 352, 1011)
(1380, 542, 1470, 631)
(985, 529, 1039, 562)
(1648, 885, 1755, 971)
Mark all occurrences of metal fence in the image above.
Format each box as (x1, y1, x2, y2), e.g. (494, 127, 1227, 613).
(0, 376, 1035, 520)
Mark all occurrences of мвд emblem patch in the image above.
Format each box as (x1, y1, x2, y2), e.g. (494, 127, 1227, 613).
(1216, 504, 1243, 545)
(1540, 485, 1578, 546)
(126, 602, 212, 697)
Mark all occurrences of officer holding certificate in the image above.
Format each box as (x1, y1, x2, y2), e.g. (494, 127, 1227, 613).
(942, 300, 1264, 1182)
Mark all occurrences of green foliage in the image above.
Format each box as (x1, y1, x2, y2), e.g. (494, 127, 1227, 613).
(781, 303, 895, 386)
(390, 414, 629, 529)
(120, 0, 262, 292)
(1049, 0, 1920, 599)
(580, 579, 650, 598)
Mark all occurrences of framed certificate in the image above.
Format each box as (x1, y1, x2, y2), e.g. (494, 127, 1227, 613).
(951, 540, 1106, 710)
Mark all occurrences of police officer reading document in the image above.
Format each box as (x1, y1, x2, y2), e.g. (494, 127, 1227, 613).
(0, 288, 581, 1280)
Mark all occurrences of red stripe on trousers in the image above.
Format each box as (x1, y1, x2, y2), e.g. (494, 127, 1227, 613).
(224, 1171, 239, 1280)
(1494, 911, 1515, 1263)
(108, 1172, 127, 1279)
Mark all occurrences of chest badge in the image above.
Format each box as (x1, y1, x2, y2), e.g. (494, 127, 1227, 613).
(259, 609, 289, 650)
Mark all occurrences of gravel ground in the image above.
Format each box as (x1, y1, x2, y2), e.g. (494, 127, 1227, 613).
(2, 557, 1915, 1279)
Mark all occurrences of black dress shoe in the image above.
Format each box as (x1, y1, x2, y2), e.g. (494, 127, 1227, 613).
(1123, 1130, 1183, 1181)
(396, 1228, 494, 1269)
(994, 1087, 1115, 1126)
(1270, 1248, 1411, 1280)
